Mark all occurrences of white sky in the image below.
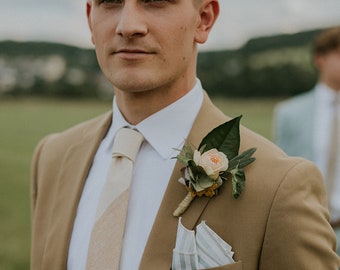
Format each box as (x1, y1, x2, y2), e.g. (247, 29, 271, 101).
(1, 0, 340, 51)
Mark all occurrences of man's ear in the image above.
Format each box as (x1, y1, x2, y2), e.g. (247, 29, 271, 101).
(86, 0, 95, 45)
(195, 0, 219, 44)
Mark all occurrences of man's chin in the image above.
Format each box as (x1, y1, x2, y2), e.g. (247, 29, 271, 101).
(108, 72, 161, 92)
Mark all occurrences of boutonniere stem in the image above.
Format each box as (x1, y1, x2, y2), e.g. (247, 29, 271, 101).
(173, 116, 256, 217)
(173, 193, 195, 217)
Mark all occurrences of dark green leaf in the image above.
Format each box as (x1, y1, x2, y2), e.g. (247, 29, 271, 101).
(199, 116, 242, 160)
(187, 161, 206, 180)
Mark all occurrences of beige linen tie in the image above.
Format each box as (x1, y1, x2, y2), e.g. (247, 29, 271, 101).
(326, 93, 339, 201)
(86, 127, 144, 270)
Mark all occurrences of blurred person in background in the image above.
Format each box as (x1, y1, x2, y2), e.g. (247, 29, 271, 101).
(274, 26, 340, 254)
(30, 1, 339, 269)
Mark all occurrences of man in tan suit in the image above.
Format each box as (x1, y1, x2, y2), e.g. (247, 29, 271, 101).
(30, 0, 339, 269)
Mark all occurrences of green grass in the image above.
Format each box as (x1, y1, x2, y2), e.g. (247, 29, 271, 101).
(213, 97, 280, 139)
(0, 97, 280, 269)
(0, 99, 111, 270)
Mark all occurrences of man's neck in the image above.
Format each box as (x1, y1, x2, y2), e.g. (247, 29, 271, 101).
(114, 78, 196, 125)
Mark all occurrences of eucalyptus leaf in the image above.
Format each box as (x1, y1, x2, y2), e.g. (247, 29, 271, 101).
(199, 116, 242, 160)
(176, 144, 195, 165)
(176, 155, 191, 165)
(228, 148, 256, 170)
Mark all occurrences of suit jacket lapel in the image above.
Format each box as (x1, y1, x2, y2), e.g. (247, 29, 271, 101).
(42, 112, 112, 268)
(140, 92, 230, 269)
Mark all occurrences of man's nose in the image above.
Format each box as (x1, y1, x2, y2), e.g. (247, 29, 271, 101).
(115, 3, 148, 39)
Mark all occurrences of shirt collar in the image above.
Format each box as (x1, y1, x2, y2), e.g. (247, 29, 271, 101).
(111, 79, 204, 159)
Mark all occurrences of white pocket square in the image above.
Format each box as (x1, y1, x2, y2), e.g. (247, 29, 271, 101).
(172, 218, 235, 270)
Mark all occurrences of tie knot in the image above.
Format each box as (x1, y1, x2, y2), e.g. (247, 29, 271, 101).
(112, 128, 144, 162)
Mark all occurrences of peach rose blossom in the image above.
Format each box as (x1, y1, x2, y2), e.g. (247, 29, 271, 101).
(193, 149, 229, 180)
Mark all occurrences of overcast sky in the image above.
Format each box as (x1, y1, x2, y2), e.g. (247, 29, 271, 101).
(1, 0, 340, 51)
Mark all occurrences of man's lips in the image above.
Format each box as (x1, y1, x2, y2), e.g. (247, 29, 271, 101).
(113, 48, 155, 60)
(115, 48, 151, 54)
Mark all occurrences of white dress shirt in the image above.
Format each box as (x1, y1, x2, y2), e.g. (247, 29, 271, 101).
(313, 83, 340, 221)
(67, 80, 204, 270)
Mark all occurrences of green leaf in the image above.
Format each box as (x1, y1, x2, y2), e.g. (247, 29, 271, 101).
(198, 116, 242, 160)
(175, 144, 195, 165)
(191, 174, 214, 192)
(187, 161, 215, 192)
(228, 148, 256, 170)
(231, 168, 246, 199)
(187, 160, 200, 175)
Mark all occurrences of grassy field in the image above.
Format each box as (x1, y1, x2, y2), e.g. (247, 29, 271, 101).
(0, 97, 280, 269)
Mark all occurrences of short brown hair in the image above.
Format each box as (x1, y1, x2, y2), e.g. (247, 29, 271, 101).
(313, 26, 340, 55)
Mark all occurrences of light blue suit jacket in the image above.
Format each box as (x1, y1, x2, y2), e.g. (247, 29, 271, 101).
(273, 89, 316, 162)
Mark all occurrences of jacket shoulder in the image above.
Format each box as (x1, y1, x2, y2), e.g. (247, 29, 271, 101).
(38, 111, 111, 150)
(31, 111, 112, 181)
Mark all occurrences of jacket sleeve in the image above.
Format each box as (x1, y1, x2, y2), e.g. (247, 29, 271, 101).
(260, 159, 339, 269)
(30, 136, 50, 218)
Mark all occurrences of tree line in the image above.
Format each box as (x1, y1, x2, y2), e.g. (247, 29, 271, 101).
(0, 28, 327, 99)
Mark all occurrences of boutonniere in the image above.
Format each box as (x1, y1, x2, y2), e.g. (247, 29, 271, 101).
(173, 116, 256, 217)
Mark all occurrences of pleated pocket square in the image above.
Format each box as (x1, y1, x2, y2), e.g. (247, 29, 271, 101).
(172, 218, 235, 270)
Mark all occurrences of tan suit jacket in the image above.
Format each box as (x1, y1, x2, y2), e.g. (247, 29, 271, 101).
(31, 93, 339, 269)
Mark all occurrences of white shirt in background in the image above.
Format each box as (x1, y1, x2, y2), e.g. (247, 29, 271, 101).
(314, 83, 340, 221)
